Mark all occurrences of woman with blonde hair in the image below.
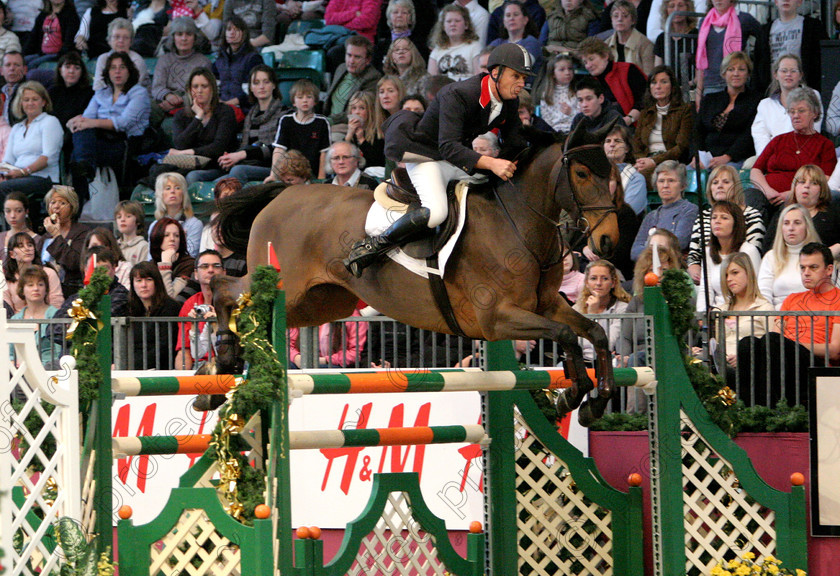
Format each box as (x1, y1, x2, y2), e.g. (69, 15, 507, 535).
(148, 172, 202, 258)
(427, 3, 482, 81)
(345, 91, 386, 169)
(763, 165, 840, 256)
(376, 75, 406, 118)
(573, 259, 632, 363)
(686, 164, 765, 283)
(36, 186, 90, 295)
(383, 38, 428, 95)
(758, 203, 820, 308)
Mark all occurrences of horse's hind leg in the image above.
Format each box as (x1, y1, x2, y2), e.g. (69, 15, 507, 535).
(554, 323, 595, 417)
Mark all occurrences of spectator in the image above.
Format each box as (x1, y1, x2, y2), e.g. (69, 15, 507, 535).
(559, 250, 585, 302)
(400, 93, 426, 114)
(222, 0, 275, 49)
(10, 265, 62, 367)
(757, 0, 826, 92)
(153, 67, 238, 184)
(36, 186, 89, 295)
(323, 35, 382, 126)
(23, 0, 79, 68)
(151, 17, 212, 116)
(488, 1, 542, 83)
(382, 38, 428, 96)
(516, 89, 553, 131)
(0, 51, 27, 158)
(127, 261, 181, 369)
(67, 51, 150, 204)
(751, 88, 835, 216)
(455, 0, 489, 47)
(695, 51, 760, 170)
(420, 73, 454, 104)
(198, 178, 245, 277)
(577, 37, 646, 126)
(695, 201, 761, 312)
(632, 65, 693, 183)
(75, 0, 129, 60)
(92, 18, 150, 92)
(541, 0, 599, 54)
(213, 16, 263, 115)
(272, 78, 330, 180)
(472, 131, 500, 157)
(428, 3, 482, 82)
(114, 200, 149, 267)
(602, 123, 647, 216)
(598, 0, 652, 37)
(264, 148, 313, 185)
(148, 172, 202, 258)
(54, 244, 128, 317)
(598, 0, 654, 76)
(715, 252, 773, 381)
(327, 141, 378, 189)
(150, 215, 196, 301)
(486, 0, 545, 46)
(694, 0, 761, 100)
(344, 90, 385, 170)
(0, 2, 20, 63)
(289, 310, 369, 368)
(8, 0, 38, 48)
(631, 160, 698, 260)
(4, 231, 62, 313)
(763, 165, 840, 256)
(219, 64, 285, 185)
(84, 226, 130, 288)
(174, 248, 225, 370)
(738, 242, 840, 407)
(751, 54, 823, 158)
(130, 0, 168, 57)
(377, 75, 404, 118)
(758, 203, 818, 308)
(0, 191, 38, 260)
(48, 51, 93, 154)
(324, 0, 381, 43)
(652, 0, 697, 68)
(276, 0, 326, 45)
(686, 164, 765, 283)
(573, 259, 631, 363)
(594, 163, 641, 280)
(375, 0, 429, 63)
(826, 78, 840, 139)
(648, 0, 703, 43)
(534, 53, 578, 135)
(569, 76, 624, 135)
(0, 80, 62, 225)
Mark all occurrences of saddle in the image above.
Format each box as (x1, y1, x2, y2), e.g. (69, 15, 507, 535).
(372, 166, 467, 259)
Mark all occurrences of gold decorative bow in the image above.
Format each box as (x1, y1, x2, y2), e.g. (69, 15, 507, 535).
(66, 299, 102, 340)
(715, 386, 737, 406)
(228, 292, 252, 335)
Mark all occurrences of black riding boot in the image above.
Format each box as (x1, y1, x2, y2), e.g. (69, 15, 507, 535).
(344, 207, 432, 277)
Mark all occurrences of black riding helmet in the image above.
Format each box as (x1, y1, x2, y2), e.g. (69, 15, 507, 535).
(486, 43, 535, 77)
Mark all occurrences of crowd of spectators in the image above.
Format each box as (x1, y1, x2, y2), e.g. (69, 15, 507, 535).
(0, 0, 839, 405)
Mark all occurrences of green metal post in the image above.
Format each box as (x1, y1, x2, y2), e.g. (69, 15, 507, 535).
(270, 290, 294, 575)
(466, 532, 486, 576)
(483, 340, 519, 576)
(95, 296, 113, 556)
(787, 485, 807, 570)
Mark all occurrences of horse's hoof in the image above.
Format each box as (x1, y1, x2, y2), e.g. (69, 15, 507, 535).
(555, 388, 582, 417)
(598, 378, 614, 398)
(577, 394, 610, 427)
(192, 394, 227, 412)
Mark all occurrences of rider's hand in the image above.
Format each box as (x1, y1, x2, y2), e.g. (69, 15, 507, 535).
(484, 157, 517, 181)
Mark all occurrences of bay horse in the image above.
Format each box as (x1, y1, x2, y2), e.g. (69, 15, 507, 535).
(214, 127, 620, 423)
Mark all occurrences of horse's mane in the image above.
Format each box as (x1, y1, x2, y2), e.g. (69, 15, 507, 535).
(216, 182, 288, 254)
(514, 126, 566, 172)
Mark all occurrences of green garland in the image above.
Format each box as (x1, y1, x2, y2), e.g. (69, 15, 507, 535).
(68, 267, 112, 406)
(212, 266, 284, 523)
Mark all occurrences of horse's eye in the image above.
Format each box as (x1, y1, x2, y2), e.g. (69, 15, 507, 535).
(575, 169, 588, 179)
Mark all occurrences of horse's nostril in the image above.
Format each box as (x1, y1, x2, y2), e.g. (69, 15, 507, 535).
(599, 235, 614, 257)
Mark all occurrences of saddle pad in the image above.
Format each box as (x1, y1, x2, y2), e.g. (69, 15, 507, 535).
(373, 179, 469, 212)
(364, 182, 470, 279)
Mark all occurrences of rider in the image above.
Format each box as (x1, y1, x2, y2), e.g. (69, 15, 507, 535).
(344, 43, 533, 277)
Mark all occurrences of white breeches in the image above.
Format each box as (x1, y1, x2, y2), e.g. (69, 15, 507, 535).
(405, 160, 471, 228)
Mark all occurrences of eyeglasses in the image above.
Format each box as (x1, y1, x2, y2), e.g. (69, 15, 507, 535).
(197, 263, 223, 270)
(331, 155, 354, 161)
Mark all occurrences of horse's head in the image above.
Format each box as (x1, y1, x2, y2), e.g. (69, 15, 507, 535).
(554, 121, 620, 258)
(211, 275, 249, 374)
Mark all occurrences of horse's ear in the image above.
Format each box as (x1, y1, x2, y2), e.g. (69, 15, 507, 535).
(590, 117, 621, 146)
(564, 119, 586, 153)
(521, 124, 559, 148)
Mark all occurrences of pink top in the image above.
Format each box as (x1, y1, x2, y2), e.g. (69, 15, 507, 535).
(289, 309, 368, 367)
(324, 0, 382, 41)
(560, 270, 585, 303)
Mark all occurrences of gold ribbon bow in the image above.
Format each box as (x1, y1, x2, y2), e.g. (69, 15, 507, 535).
(715, 386, 737, 406)
(66, 299, 102, 340)
(228, 292, 252, 335)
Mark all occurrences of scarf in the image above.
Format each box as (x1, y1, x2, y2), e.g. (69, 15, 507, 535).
(695, 6, 741, 70)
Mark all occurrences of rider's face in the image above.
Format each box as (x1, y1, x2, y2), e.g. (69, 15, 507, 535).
(491, 67, 527, 101)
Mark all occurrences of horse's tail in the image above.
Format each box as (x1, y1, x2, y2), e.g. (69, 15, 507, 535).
(217, 182, 287, 254)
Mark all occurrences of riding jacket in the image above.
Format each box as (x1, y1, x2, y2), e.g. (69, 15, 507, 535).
(383, 73, 528, 174)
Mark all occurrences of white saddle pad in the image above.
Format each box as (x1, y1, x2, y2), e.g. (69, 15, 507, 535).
(362, 184, 470, 279)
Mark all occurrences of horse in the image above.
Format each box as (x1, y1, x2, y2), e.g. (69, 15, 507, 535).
(214, 126, 621, 423)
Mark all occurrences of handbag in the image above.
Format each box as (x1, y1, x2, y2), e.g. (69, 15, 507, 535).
(162, 153, 212, 170)
(80, 167, 119, 223)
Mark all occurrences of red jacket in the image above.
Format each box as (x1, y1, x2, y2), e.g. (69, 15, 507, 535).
(325, 0, 382, 42)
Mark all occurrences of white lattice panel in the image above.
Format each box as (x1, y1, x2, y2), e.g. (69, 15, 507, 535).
(0, 313, 80, 576)
(346, 492, 450, 576)
(514, 410, 613, 576)
(681, 411, 776, 575)
(149, 509, 241, 576)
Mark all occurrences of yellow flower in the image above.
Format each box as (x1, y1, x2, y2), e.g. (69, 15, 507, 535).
(795, 570, 807, 576)
(728, 559, 741, 569)
(767, 565, 779, 574)
(735, 565, 751, 575)
(763, 555, 780, 564)
(712, 566, 724, 575)
(742, 552, 755, 560)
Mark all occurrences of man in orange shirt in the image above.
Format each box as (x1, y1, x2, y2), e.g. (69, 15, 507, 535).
(737, 242, 840, 408)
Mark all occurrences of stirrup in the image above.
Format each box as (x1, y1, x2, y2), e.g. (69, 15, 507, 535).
(344, 236, 390, 277)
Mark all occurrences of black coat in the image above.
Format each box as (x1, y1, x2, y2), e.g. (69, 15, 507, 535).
(696, 88, 761, 162)
(130, 297, 181, 369)
(383, 73, 527, 174)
